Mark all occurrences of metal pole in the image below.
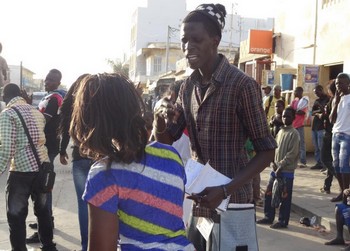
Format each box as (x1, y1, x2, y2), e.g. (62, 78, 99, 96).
(313, 0, 318, 65)
(165, 25, 170, 73)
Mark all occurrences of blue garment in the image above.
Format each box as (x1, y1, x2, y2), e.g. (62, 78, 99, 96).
(296, 127, 307, 164)
(312, 129, 325, 165)
(83, 142, 193, 250)
(263, 173, 294, 226)
(332, 132, 350, 174)
(73, 159, 91, 251)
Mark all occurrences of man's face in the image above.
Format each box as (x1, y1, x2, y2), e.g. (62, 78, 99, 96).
(313, 88, 323, 98)
(282, 110, 294, 126)
(275, 102, 284, 115)
(274, 88, 281, 97)
(264, 87, 271, 95)
(180, 22, 219, 71)
(44, 72, 60, 92)
(335, 77, 350, 94)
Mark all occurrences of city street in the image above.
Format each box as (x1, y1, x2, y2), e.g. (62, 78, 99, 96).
(0, 155, 342, 251)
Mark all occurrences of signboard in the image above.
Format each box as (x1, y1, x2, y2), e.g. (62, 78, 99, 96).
(304, 65, 319, 83)
(248, 30, 273, 54)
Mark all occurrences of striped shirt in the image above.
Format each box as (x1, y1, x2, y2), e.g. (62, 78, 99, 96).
(83, 142, 194, 250)
(169, 55, 277, 217)
(0, 97, 48, 174)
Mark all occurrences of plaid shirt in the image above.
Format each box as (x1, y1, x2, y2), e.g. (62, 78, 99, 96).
(0, 97, 48, 174)
(169, 55, 277, 217)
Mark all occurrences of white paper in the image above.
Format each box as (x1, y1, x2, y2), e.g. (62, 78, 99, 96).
(184, 159, 232, 211)
(196, 217, 214, 241)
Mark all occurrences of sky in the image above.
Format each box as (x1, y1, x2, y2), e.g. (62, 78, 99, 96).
(1, 0, 277, 88)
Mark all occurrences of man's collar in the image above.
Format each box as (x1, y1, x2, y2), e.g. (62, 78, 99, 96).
(6, 96, 27, 107)
(189, 54, 231, 87)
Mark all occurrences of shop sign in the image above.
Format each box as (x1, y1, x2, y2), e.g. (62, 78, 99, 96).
(248, 30, 273, 54)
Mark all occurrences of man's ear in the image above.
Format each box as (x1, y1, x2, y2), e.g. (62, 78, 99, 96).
(212, 35, 220, 48)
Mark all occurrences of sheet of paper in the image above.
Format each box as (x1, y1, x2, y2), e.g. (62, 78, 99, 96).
(184, 159, 204, 192)
(184, 160, 232, 211)
(196, 217, 214, 241)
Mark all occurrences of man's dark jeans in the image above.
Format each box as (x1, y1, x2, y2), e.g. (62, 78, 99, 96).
(6, 171, 55, 251)
(322, 131, 335, 191)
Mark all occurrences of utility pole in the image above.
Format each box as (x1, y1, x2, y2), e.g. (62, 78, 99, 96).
(313, 0, 318, 65)
(165, 25, 170, 73)
(165, 25, 179, 73)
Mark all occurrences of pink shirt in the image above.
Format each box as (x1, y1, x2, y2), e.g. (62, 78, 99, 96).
(290, 98, 306, 128)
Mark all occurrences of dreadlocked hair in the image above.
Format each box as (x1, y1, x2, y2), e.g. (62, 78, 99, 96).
(58, 73, 89, 137)
(70, 73, 148, 165)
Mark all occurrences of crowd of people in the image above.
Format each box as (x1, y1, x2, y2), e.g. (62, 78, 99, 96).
(0, 2, 350, 251)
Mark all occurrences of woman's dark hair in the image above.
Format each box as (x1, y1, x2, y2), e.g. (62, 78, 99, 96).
(58, 73, 89, 137)
(183, 3, 226, 38)
(328, 79, 336, 96)
(70, 73, 148, 164)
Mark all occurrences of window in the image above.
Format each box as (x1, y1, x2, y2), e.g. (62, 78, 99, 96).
(153, 56, 162, 74)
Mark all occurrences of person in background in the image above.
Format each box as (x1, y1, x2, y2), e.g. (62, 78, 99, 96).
(310, 85, 329, 170)
(320, 81, 337, 196)
(0, 42, 9, 87)
(329, 73, 350, 203)
(290, 86, 308, 168)
(264, 85, 286, 121)
(269, 99, 285, 138)
(262, 85, 272, 104)
(164, 80, 191, 166)
(153, 3, 276, 250)
(325, 188, 350, 251)
(58, 74, 91, 251)
(246, 139, 262, 207)
(0, 84, 57, 251)
(26, 69, 66, 243)
(257, 107, 299, 229)
(70, 73, 194, 251)
(143, 111, 154, 141)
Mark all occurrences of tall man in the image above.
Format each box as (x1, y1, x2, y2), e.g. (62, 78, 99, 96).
(27, 69, 65, 243)
(290, 86, 308, 168)
(0, 84, 57, 251)
(329, 73, 350, 202)
(154, 3, 276, 250)
(310, 85, 329, 169)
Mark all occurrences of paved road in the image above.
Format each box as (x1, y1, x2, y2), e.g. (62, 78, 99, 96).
(0, 155, 343, 251)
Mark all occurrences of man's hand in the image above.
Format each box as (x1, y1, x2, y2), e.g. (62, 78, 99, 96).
(187, 186, 225, 210)
(60, 153, 69, 165)
(20, 89, 33, 105)
(152, 97, 180, 144)
(153, 97, 179, 125)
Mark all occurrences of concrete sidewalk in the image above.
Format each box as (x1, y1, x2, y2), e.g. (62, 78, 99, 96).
(0, 153, 341, 250)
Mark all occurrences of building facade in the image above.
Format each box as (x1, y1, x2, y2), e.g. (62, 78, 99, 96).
(8, 65, 42, 92)
(128, 0, 274, 90)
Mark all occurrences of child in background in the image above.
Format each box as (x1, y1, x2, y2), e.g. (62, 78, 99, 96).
(257, 107, 300, 229)
(70, 73, 194, 251)
(269, 99, 285, 138)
